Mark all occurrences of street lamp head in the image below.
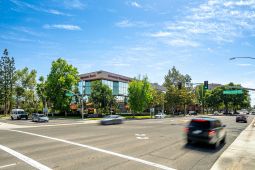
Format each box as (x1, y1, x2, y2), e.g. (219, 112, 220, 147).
(229, 57, 236, 60)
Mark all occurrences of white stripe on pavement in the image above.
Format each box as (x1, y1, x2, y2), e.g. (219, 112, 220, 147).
(9, 129, 176, 170)
(0, 144, 52, 170)
(0, 163, 16, 169)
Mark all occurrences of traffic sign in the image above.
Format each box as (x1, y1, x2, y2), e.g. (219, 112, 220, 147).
(65, 92, 74, 97)
(223, 90, 243, 94)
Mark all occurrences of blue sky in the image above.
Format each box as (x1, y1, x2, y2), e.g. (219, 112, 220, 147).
(0, 0, 255, 106)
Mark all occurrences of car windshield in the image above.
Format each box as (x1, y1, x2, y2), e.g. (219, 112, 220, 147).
(18, 111, 26, 114)
(38, 114, 46, 117)
(189, 120, 211, 129)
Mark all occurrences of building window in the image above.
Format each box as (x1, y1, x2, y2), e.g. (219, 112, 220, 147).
(85, 81, 91, 95)
(113, 81, 119, 95)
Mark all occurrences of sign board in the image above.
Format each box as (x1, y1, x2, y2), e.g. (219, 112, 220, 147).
(43, 108, 48, 113)
(223, 90, 243, 94)
(65, 92, 74, 97)
(70, 104, 77, 110)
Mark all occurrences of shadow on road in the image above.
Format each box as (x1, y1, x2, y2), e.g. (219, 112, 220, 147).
(183, 142, 226, 153)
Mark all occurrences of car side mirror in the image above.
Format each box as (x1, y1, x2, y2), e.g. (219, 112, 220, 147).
(222, 125, 226, 127)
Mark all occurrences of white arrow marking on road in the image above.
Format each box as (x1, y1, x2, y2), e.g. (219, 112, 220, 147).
(0, 144, 52, 170)
(9, 129, 176, 170)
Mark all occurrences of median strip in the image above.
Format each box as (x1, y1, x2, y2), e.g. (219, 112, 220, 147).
(9, 129, 176, 170)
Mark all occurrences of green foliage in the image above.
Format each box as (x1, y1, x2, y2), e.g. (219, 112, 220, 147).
(203, 83, 251, 112)
(164, 66, 193, 113)
(36, 76, 47, 111)
(0, 49, 16, 115)
(150, 88, 165, 108)
(128, 76, 153, 114)
(164, 66, 192, 87)
(90, 80, 115, 113)
(46, 58, 79, 113)
(14, 67, 39, 113)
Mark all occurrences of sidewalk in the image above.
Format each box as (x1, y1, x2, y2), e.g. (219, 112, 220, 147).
(211, 118, 255, 170)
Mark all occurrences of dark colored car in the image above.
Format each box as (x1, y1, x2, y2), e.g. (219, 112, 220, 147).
(185, 117, 227, 148)
(100, 115, 124, 125)
(32, 113, 49, 122)
(236, 115, 247, 123)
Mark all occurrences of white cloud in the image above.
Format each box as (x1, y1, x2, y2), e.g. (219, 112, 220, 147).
(10, 0, 71, 16)
(115, 20, 151, 28)
(166, 39, 200, 47)
(147, 0, 255, 46)
(43, 24, 81, 30)
(63, 0, 86, 9)
(224, 1, 255, 7)
(149, 31, 172, 37)
(47, 9, 71, 16)
(130, 1, 142, 8)
(237, 63, 253, 67)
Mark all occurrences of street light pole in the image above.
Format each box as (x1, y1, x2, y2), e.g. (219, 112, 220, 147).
(230, 57, 255, 60)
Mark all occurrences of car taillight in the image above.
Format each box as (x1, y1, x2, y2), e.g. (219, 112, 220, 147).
(184, 127, 189, 133)
(208, 130, 216, 137)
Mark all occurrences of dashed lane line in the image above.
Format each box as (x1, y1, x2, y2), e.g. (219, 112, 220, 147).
(9, 129, 176, 170)
(0, 144, 52, 170)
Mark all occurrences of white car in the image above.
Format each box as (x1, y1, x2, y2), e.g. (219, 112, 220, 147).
(11, 109, 28, 120)
(155, 113, 166, 119)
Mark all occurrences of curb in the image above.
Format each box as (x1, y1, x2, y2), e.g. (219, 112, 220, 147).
(211, 118, 255, 170)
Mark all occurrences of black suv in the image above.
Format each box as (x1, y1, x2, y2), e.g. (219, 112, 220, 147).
(185, 117, 226, 148)
(236, 115, 247, 123)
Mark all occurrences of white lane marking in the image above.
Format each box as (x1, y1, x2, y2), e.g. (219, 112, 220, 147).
(0, 121, 99, 130)
(0, 144, 52, 170)
(135, 134, 146, 136)
(136, 137, 149, 140)
(9, 129, 176, 170)
(0, 163, 16, 169)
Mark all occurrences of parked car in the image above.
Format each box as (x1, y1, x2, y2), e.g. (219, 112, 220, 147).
(32, 113, 49, 122)
(236, 115, 247, 123)
(213, 111, 220, 115)
(184, 117, 226, 149)
(155, 112, 166, 119)
(188, 111, 197, 115)
(11, 109, 28, 120)
(251, 111, 255, 115)
(100, 115, 124, 125)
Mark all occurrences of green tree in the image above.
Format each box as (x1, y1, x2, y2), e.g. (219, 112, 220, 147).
(164, 66, 193, 114)
(150, 88, 165, 111)
(0, 49, 15, 115)
(128, 76, 153, 116)
(90, 80, 115, 114)
(14, 67, 39, 113)
(46, 58, 79, 114)
(164, 66, 192, 87)
(36, 76, 47, 112)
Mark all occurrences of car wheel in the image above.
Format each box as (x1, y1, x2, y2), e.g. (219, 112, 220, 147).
(26, 116, 28, 120)
(221, 135, 226, 144)
(11, 116, 13, 120)
(213, 140, 220, 149)
(187, 139, 192, 144)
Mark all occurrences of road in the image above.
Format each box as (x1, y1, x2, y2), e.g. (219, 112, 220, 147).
(0, 115, 254, 170)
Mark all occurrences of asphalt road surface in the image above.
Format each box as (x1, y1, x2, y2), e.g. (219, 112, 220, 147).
(0, 115, 254, 170)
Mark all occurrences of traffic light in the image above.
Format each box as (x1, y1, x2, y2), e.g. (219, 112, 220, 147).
(177, 82, 182, 90)
(204, 81, 208, 90)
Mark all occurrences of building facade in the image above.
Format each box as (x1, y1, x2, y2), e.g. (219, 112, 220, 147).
(79, 70, 132, 104)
